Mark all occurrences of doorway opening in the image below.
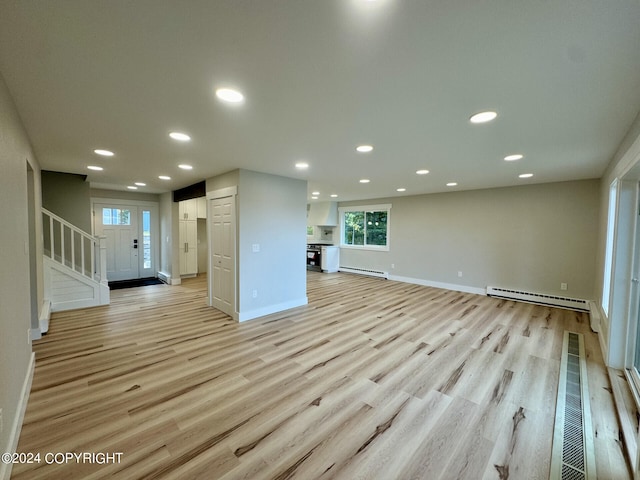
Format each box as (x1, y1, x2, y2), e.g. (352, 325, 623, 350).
(26, 161, 39, 338)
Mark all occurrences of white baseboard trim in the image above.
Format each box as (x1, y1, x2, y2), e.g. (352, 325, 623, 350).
(39, 299, 51, 335)
(238, 297, 308, 322)
(30, 328, 41, 342)
(388, 274, 486, 296)
(599, 322, 610, 367)
(0, 352, 35, 480)
(588, 300, 601, 333)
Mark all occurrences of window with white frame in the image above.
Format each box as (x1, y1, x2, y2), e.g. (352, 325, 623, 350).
(340, 204, 391, 250)
(602, 179, 618, 316)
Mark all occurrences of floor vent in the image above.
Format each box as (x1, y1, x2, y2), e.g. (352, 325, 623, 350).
(486, 286, 589, 312)
(550, 331, 596, 480)
(339, 266, 388, 279)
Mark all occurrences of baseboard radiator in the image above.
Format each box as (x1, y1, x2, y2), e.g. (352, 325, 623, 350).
(157, 272, 170, 284)
(486, 286, 589, 312)
(339, 266, 389, 279)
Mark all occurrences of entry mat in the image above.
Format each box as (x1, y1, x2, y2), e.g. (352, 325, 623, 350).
(108, 277, 164, 290)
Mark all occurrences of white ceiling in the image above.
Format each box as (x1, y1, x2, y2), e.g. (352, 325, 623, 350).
(1, 0, 639, 201)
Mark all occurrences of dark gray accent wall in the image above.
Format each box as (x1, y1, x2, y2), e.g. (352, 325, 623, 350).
(42, 170, 91, 232)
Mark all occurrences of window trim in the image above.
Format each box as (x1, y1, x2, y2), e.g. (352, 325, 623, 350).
(339, 203, 391, 251)
(602, 179, 618, 317)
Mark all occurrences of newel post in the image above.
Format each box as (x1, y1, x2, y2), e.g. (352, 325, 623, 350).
(98, 236, 108, 285)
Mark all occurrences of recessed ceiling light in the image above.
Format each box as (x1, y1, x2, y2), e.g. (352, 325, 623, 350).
(359, 179, 370, 183)
(295, 162, 309, 169)
(469, 111, 497, 124)
(127, 186, 138, 190)
(312, 191, 320, 195)
(519, 173, 534, 178)
(504, 154, 524, 161)
(169, 132, 191, 142)
(178, 164, 193, 170)
(356, 145, 374, 153)
(87, 165, 103, 171)
(94, 149, 114, 157)
(216, 88, 244, 103)
(446, 182, 458, 187)
(158, 175, 171, 180)
(311, 196, 318, 200)
(397, 188, 406, 192)
(134, 182, 146, 186)
(330, 194, 338, 198)
(416, 169, 429, 175)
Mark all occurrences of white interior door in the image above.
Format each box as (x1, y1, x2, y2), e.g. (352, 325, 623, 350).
(95, 204, 140, 281)
(209, 196, 235, 316)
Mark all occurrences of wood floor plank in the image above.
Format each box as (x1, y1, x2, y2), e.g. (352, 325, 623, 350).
(11, 272, 631, 479)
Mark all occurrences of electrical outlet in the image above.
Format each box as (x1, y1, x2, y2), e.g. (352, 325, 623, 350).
(252, 244, 260, 253)
(560, 283, 568, 291)
(27, 328, 31, 345)
(391, 263, 395, 269)
(252, 289, 258, 298)
(458, 271, 463, 278)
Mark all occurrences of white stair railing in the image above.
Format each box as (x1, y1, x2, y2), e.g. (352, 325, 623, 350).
(42, 208, 107, 285)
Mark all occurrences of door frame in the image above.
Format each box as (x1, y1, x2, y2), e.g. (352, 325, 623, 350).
(91, 197, 159, 280)
(207, 186, 237, 320)
(624, 182, 640, 393)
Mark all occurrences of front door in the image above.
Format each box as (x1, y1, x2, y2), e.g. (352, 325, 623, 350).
(209, 196, 235, 316)
(95, 204, 140, 281)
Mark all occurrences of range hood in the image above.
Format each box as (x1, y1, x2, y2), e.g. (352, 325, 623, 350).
(307, 201, 338, 226)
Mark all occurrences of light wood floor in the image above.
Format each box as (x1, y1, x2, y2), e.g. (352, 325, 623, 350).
(13, 272, 631, 479)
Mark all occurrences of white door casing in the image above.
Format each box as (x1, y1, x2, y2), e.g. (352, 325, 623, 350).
(209, 192, 236, 318)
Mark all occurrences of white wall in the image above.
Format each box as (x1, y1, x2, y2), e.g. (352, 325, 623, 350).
(237, 170, 308, 320)
(159, 191, 180, 283)
(90, 188, 160, 204)
(197, 218, 208, 273)
(339, 179, 600, 299)
(0, 73, 40, 479)
(205, 169, 307, 321)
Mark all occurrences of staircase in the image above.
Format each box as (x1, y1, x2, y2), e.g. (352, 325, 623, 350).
(42, 208, 110, 322)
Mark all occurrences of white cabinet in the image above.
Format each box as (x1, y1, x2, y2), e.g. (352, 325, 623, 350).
(179, 219, 198, 275)
(179, 198, 198, 220)
(178, 198, 201, 275)
(321, 246, 339, 273)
